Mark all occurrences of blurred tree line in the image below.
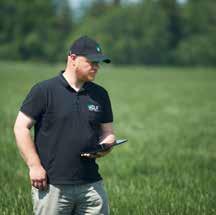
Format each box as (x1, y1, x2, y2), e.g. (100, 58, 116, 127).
(0, 0, 215, 66)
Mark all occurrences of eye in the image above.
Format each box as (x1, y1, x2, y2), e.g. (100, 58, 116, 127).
(86, 60, 92, 64)
(92, 62, 99, 66)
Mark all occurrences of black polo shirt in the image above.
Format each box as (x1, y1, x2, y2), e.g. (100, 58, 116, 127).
(20, 70, 113, 184)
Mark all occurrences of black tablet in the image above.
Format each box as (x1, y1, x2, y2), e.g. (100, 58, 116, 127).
(81, 139, 128, 155)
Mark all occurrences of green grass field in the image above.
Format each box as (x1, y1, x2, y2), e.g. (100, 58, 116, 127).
(0, 61, 216, 215)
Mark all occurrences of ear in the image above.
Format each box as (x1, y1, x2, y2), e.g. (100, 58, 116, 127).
(69, 54, 77, 61)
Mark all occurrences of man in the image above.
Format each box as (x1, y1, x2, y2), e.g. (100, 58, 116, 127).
(13, 36, 115, 215)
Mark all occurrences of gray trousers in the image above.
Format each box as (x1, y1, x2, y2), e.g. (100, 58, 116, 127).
(31, 180, 109, 215)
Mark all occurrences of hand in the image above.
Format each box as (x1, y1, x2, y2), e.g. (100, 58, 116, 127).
(29, 164, 48, 190)
(81, 145, 113, 159)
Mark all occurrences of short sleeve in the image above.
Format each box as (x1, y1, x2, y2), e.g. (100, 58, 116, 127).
(20, 83, 46, 121)
(101, 91, 113, 123)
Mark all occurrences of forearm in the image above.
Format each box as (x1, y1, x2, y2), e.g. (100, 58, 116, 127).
(99, 122, 116, 145)
(13, 127, 41, 168)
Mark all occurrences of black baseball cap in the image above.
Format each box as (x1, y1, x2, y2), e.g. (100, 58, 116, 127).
(69, 36, 111, 63)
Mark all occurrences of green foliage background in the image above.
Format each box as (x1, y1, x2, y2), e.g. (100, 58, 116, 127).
(0, 0, 216, 65)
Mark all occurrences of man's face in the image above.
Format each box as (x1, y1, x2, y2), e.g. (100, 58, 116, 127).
(74, 56, 99, 82)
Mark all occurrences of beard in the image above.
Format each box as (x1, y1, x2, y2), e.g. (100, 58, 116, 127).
(76, 68, 96, 82)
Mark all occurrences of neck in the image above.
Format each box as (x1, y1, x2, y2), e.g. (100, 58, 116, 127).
(63, 67, 84, 91)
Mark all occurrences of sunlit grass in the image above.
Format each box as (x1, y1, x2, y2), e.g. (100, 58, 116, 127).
(0, 61, 216, 214)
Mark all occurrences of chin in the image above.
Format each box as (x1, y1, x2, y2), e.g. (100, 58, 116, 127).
(88, 77, 95, 81)
(87, 76, 95, 81)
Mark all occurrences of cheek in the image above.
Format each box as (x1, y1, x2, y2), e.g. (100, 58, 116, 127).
(84, 64, 92, 71)
(75, 62, 93, 80)
(76, 68, 84, 78)
(76, 67, 91, 80)
(77, 63, 91, 72)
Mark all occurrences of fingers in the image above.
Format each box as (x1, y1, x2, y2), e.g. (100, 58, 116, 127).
(80, 152, 103, 159)
(42, 179, 48, 190)
(80, 153, 91, 157)
(32, 179, 48, 190)
(81, 153, 97, 158)
(29, 165, 48, 190)
(104, 147, 112, 153)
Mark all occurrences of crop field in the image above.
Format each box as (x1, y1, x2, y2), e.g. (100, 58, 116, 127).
(0, 61, 215, 214)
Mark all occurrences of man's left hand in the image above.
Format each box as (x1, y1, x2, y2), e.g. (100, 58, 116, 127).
(81, 145, 113, 159)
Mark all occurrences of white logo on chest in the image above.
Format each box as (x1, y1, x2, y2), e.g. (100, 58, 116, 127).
(88, 104, 100, 112)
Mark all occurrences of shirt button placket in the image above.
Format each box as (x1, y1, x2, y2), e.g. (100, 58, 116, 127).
(76, 93, 80, 113)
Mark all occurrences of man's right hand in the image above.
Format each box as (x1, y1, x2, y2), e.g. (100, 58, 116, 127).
(29, 164, 48, 190)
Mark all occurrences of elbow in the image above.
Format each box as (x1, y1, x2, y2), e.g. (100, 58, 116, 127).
(13, 123, 26, 135)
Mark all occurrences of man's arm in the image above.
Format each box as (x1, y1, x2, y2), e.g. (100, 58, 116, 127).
(81, 122, 116, 159)
(99, 122, 115, 145)
(13, 111, 48, 190)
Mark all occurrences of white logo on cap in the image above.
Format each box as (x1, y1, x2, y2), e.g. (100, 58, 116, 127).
(96, 46, 101, 52)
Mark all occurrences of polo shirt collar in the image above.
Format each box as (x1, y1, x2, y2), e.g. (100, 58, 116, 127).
(58, 70, 92, 92)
